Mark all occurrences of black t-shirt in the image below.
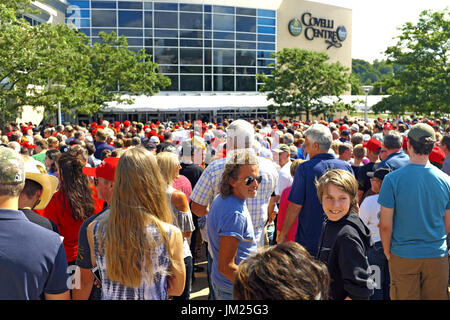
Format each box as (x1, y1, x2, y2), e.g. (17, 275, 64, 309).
(357, 162, 375, 193)
(180, 162, 204, 190)
(20, 209, 59, 234)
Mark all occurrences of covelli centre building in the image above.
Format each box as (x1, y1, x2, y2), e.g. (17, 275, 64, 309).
(34, 0, 353, 122)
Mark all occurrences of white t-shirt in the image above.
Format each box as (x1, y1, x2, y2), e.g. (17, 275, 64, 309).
(275, 161, 293, 197)
(359, 194, 381, 243)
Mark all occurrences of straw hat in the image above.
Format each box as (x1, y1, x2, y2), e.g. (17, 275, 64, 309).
(24, 161, 59, 210)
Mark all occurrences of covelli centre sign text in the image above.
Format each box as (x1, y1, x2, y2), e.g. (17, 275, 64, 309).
(289, 12, 347, 49)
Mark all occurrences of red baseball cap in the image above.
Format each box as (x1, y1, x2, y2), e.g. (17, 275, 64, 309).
(429, 146, 445, 164)
(82, 157, 119, 181)
(383, 123, 394, 130)
(363, 138, 382, 153)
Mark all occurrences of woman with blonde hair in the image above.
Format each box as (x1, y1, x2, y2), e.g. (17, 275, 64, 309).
(87, 147, 185, 299)
(156, 151, 195, 300)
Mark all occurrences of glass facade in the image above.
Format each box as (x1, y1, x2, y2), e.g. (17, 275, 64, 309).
(66, 1, 276, 92)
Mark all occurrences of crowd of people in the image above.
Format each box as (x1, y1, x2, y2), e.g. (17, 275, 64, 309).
(0, 115, 449, 300)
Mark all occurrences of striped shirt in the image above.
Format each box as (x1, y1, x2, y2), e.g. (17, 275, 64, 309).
(191, 150, 278, 247)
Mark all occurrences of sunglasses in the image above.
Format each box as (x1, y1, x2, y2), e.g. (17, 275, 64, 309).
(244, 175, 262, 186)
(93, 177, 99, 186)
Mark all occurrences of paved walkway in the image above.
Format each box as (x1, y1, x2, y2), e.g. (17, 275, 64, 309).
(190, 242, 210, 300)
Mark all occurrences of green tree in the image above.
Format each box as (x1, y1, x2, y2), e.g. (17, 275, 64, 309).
(0, 1, 170, 126)
(257, 48, 351, 120)
(375, 8, 449, 116)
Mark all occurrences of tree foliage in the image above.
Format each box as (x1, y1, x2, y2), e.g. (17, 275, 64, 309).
(0, 1, 170, 126)
(257, 48, 351, 120)
(373, 8, 449, 116)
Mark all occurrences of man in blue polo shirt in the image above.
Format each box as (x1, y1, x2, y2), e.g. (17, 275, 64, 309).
(277, 124, 353, 256)
(0, 147, 69, 300)
(375, 130, 409, 171)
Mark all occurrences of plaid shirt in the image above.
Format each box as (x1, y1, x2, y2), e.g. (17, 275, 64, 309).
(191, 153, 278, 247)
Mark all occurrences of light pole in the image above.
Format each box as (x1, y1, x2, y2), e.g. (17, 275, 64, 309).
(361, 85, 373, 123)
(51, 84, 66, 125)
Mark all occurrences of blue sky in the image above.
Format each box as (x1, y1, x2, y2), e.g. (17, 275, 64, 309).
(309, 0, 449, 62)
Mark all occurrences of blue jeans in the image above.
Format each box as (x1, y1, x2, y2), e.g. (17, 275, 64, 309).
(368, 241, 390, 300)
(173, 256, 193, 300)
(212, 281, 233, 300)
(206, 243, 216, 300)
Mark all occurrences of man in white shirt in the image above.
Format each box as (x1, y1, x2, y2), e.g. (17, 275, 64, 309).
(267, 144, 293, 234)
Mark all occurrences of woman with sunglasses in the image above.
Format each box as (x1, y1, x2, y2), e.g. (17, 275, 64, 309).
(206, 150, 259, 300)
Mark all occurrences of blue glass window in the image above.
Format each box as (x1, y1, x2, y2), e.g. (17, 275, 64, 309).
(92, 28, 116, 36)
(213, 50, 234, 65)
(204, 5, 212, 13)
(213, 32, 234, 40)
(144, 29, 153, 37)
(180, 39, 203, 47)
(126, 38, 143, 46)
(154, 47, 178, 64)
(258, 51, 274, 58)
(91, 10, 116, 27)
(258, 34, 275, 42)
(118, 2, 142, 10)
(213, 14, 234, 31)
(118, 11, 142, 28)
(213, 40, 234, 49)
(204, 50, 212, 64)
(204, 66, 212, 73)
(144, 12, 152, 28)
(180, 13, 203, 29)
(154, 2, 178, 11)
(257, 9, 276, 18)
(214, 66, 234, 74)
(144, 38, 152, 46)
(258, 26, 275, 34)
(91, 1, 116, 9)
(67, 1, 90, 9)
(144, 2, 152, 10)
(214, 76, 234, 91)
(236, 8, 256, 16)
(165, 75, 178, 91)
(154, 39, 178, 46)
(236, 67, 256, 74)
(236, 33, 256, 41)
(213, 6, 234, 14)
(180, 49, 203, 65)
(154, 12, 178, 28)
(119, 28, 143, 37)
(258, 18, 276, 26)
(78, 28, 90, 36)
(180, 66, 203, 74)
(204, 40, 212, 48)
(204, 14, 212, 30)
(159, 65, 178, 73)
(78, 10, 90, 18)
(181, 75, 203, 91)
(258, 43, 275, 50)
(258, 59, 275, 67)
(180, 30, 203, 39)
(204, 76, 212, 91)
(180, 4, 202, 12)
(204, 31, 212, 39)
(236, 42, 256, 50)
(236, 50, 256, 66)
(154, 29, 178, 37)
(236, 16, 256, 32)
(237, 76, 256, 91)
(257, 68, 272, 75)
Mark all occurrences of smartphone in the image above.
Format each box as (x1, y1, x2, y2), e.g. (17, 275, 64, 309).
(91, 266, 102, 285)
